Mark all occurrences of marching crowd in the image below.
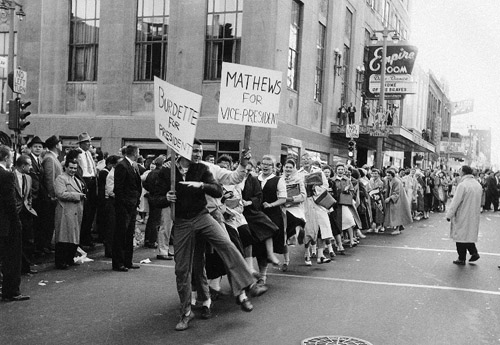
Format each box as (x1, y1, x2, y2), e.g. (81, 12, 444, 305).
(0, 132, 497, 330)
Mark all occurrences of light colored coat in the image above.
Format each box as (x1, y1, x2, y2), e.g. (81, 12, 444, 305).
(384, 176, 413, 227)
(446, 174, 482, 242)
(54, 172, 85, 244)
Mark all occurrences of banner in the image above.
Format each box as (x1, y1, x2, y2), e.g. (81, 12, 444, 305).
(154, 77, 201, 160)
(451, 99, 474, 116)
(218, 62, 282, 128)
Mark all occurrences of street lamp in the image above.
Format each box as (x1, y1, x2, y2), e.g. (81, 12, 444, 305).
(355, 65, 365, 90)
(333, 48, 343, 76)
(370, 26, 400, 169)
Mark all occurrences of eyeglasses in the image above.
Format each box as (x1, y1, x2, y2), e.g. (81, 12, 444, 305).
(192, 149, 203, 153)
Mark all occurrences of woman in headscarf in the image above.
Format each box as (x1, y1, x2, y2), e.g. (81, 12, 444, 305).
(367, 168, 385, 233)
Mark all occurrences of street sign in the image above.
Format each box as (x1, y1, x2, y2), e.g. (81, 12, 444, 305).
(345, 124, 359, 138)
(0, 56, 7, 69)
(13, 68, 27, 94)
(369, 74, 417, 94)
(370, 128, 389, 137)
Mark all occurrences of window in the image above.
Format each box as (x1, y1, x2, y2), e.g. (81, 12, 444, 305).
(0, 31, 15, 113)
(201, 140, 241, 163)
(314, 23, 326, 102)
(205, 0, 243, 80)
(69, 0, 100, 81)
(135, 0, 170, 81)
(287, 0, 302, 91)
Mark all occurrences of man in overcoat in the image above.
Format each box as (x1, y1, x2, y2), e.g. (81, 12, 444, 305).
(0, 145, 29, 301)
(446, 165, 482, 265)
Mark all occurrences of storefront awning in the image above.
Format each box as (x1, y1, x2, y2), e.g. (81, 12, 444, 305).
(330, 124, 436, 153)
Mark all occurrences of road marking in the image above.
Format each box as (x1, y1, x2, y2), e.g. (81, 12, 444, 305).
(98, 260, 500, 297)
(358, 244, 500, 257)
(267, 273, 500, 296)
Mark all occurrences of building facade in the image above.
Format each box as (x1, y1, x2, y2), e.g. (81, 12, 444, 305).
(1, 0, 435, 166)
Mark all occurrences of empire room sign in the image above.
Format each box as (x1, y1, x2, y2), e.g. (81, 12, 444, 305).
(364, 44, 418, 99)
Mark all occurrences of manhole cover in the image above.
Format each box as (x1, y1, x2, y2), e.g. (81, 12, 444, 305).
(301, 335, 373, 345)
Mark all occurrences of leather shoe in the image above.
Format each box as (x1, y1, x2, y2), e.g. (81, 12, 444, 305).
(469, 254, 480, 262)
(126, 263, 140, 269)
(156, 255, 173, 260)
(248, 283, 268, 297)
(201, 306, 212, 319)
(22, 268, 38, 275)
(236, 297, 253, 312)
(113, 266, 129, 272)
(2, 294, 30, 302)
(175, 311, 195, 331)
(453, 260, 466, 265)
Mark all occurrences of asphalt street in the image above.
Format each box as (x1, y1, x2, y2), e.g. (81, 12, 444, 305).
(1, 210, 500, 345)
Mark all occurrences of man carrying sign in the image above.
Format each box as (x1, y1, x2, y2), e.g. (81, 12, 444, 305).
(153, 139, 266, 331)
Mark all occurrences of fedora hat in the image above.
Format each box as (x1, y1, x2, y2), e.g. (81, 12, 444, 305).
(77, 132, 93, 143)
(45, 135, 60, 149)
(27, 136, 45, 148)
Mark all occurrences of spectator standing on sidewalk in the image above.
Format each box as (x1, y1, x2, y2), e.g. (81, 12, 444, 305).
(446, 165, 482, 265)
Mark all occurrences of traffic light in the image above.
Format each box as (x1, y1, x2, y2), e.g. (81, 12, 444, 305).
(7, 99, 19, 130)
(18, 99, 31, 131)
(348, 140, 356, 157)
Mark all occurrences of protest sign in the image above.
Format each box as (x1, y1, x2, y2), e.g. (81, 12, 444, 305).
(154, 77, 201, 160)
(218, 62, 282, 129)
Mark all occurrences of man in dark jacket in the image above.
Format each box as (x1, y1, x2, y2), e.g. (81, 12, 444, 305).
(112, 145, 142, 272)
(153, 139, 265, 331)
(0, 145, 29, 301)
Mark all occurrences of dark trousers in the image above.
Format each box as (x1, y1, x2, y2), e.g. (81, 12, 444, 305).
(112, 202, 137, 269)
(348, 113, 355, 124)
(19, 207, 34, 272)
(80, 177, 97, 246)
(144, 206, 161, 245)
(39, 199, 56, 250)
(484, 192, 498, 211)
(95, 197, 107, 242)
(32, 198, 44, 251)
(55, 242, 78, 266)
(0, 230, 22, 298)
(103, 198, 116, 257)
(456, 242, 478, 261)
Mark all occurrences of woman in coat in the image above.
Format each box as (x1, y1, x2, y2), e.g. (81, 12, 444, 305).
(54, 152, 86, 269)
(384, 168, 412, 235)
(446, 165, 482, 264)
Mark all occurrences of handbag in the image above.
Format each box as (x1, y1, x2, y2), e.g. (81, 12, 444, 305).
(338, 192, 353, 206)
(286, 183, 301, 198)
(314, 190, 336, 209)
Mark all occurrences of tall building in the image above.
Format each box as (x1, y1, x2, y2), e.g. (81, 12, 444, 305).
(0, 0, 435, 166)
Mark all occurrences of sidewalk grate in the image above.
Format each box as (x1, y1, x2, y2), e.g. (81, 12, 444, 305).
(302, 335, 373, 345)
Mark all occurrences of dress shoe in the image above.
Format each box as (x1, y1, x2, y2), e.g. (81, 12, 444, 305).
(156, 255, 173, 260)
(281, 263, 288, 272)
(2, 294, 30, 302)
(126, 263, 140, 269)
(22, 268, 38, 275)
(304, 257, 312, 266)
(175, 311, 195, 331)
(200, 306, 212, 319)
(249, 283, 267, 297)
(55, 264, 69, 270)
(337, 250, 346, 256)
(453, 260, 466, 265)
(390, 230, 401, 236)
(317, 257, 331, 264)
(469, 254, 480, 262)
(236, 297, 253, 312)
(112, 266, 129, 272)
(43, 247, 54, 254)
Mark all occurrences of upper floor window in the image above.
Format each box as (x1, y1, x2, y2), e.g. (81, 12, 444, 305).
(204, 0, 243, 80)
(314, 23, 326, 102)
(69, 0, 100, 81)
(135, 0, 170, 81)
(287, 0, 302, 91)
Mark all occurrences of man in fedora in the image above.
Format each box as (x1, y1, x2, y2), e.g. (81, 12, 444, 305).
(41, 135, 63, 255)
(27, 136, 47, 255)
(76, 132, 98, 248)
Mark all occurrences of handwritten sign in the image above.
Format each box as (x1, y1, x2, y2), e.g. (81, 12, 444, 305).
(345, 124, 359, 138)
(218, 62, 282, 128)
(154, 77, 201, 159)
(13, 68, 27, 94)
(0, 56, 7, 69)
